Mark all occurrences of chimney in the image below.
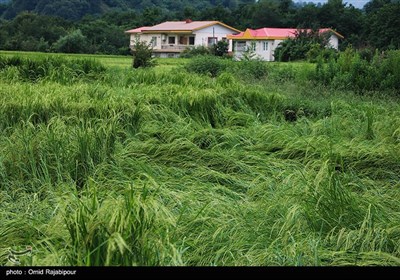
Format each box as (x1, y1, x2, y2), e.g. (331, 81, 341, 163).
(185, 19, 192, 24)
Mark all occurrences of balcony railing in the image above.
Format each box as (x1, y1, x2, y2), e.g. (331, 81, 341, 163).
(130, 43, 194, 52)
(160, 44, 190, 51)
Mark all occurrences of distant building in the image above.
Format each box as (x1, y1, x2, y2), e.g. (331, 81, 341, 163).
(125, 20, 241, 58)
(227, 27, 344, 61)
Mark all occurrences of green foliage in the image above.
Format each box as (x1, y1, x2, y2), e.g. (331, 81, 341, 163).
(0, 54, 106, 83)
(180, 46, 211, 58)
(184, 55, 227, 77)
(275, 29, 332, 62)
(183, 54, 269, 81)
(64, 184, 180, 265)
(1, 52, 400, 267)
(1, 0, 252, 21)
(366, 2, 400, 50)
(1, 1, 399, 56)
(211, 40, 229, 57)
(181, 41, 229, 59)
(0, 12, 69, 52)
(310, 48, 400, 93)
(232, 60, 269, 80)
(239, 42, 258, 61)
(307, 43, 337, 63)
(52, 29, 89, 54)
(131, 37, 155, 69)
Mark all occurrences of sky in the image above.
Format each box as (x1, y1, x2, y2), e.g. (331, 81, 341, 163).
(295, 0, 370, 9)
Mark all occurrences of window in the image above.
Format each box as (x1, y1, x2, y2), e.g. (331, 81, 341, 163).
(189, 36, 195, 45)
(263, 41, 268, 51)
(179, 36, 188, 45)
(247, 42, 256, 51)
(208, 37, 217, 46)
(151, 36, 157, 47)
(168, 36, 176, 44)
(235, 41, 246, 51)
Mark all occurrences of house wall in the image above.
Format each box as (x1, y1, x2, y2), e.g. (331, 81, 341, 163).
(328, 34, 339, 49)
(130, 34, 162, 50)
(130, 24, 238, 57)
(232, 40, 279, 61)
(231, 34, 339, 61)
(193, 25, 236, 46)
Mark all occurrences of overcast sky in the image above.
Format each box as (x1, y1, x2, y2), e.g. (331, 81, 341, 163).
(295, 0, 370, 9)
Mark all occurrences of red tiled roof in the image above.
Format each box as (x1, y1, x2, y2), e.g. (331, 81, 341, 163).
(228, 28, 344, 39)
(125, 26, 151, 33)
(125, 21, 241, 34)
(144, 21, 218, 31)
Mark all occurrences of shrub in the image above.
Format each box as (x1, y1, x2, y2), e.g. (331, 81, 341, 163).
(131, 37, 155, 69)
(309, 47, 400, 93)
(184, 55, 227, 77)
(181, 41, 229, 58)
(239, 42, 258, 61)
(275, 29, 331, 62)
(211, 41, 229, 57)
(307, 44, 338, 63)
(52, 29, 89, 54)
(380, 50, 400, 90)
(180, 46, 211, 58)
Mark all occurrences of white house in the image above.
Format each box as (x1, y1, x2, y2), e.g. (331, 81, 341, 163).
(227, 27, 344, 61)
(125, 20, 241, 58)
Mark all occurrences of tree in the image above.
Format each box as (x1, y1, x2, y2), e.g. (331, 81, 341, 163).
(274, 29, 331, 62)
(131, 36, 155, 68)
(293, 3, 321, 28)
(80, 19, 128, 54)
(364, 0, 391, 14)
(52, 29, 89, 53)
(0, 3, 8, 16)
(366, 2, 400, 49)
(199, 5, 234, 25)
(251, 0, 282, 28)
(211, 40, 229, 57)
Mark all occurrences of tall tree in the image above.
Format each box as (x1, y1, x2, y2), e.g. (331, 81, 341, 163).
(367, 2, 400, 49)
(251, 0, 283, 28)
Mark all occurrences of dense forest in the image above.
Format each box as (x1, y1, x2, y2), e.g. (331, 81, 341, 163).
(0, 0, 399, 55)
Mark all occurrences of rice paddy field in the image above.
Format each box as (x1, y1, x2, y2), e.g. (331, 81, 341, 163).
(0, 51, 399, 266)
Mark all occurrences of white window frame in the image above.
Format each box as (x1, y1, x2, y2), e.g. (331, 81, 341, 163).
(263, 41, 268, 51)
(247, 42, 256, 51)
(151, 36, 157, 47)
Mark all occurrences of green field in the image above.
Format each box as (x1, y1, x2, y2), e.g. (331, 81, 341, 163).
(1, 51, 399, 266)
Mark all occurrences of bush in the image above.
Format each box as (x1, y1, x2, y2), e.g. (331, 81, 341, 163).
(183, 55, 268, 81)
(310, 47, 400, 93)
(180, 46, 211, 58)
(380, 50, 400, 90)
(275, 29, 331, 62)
(184, 55, 227, 77)
(52, 29, 89, 54)
(307, 44, 337, 63)
(131, 37, 155, 69)
(211, 41, 229, 57)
